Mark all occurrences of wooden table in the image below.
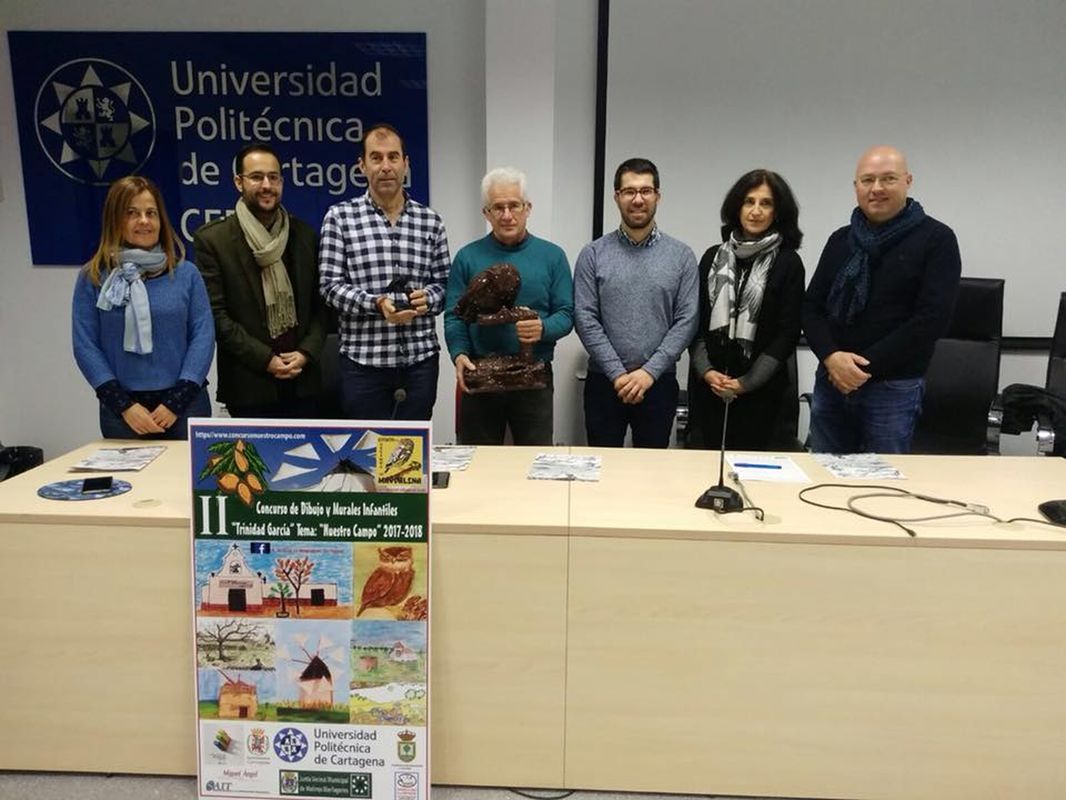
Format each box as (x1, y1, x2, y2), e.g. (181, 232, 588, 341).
(2, 443, 1065, 800)
(0, 441, 196, 774)
(565, 449, 1066, 799)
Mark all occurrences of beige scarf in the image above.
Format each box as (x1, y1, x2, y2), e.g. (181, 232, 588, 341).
(235, 201, 297, 339)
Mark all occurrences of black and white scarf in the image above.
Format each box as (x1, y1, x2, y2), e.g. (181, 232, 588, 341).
(706, 231, 781, 360)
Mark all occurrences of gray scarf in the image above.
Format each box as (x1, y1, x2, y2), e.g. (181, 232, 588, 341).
(706, 231, 781, 358)
(96, 246, 168, 354)
(235, 201, 297, 339)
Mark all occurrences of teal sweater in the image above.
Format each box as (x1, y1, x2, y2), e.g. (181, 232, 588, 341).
(444, 233, 574, 363)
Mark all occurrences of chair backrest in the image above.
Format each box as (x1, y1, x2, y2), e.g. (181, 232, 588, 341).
(318, 332, 342, 418)
(1046, 292, 1066, 396)
(911, 277, 1004, 455)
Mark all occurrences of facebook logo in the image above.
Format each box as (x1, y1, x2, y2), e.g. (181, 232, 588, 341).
(250, 542, 271, 554)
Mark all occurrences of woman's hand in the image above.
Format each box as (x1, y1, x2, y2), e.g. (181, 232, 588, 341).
(703, 369, 733, 395)
(150, 404, 178, 431)
(121, 403, 165, 435)
(720, 377, 745, 396)
(704, 369, 744, 399)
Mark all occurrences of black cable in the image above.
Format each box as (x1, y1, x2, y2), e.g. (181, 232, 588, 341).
(1004, 516, 1066, 529)
(726, 471, 765, 521)
(798, 482, 1066, 537)
(508, 790, 576, 800)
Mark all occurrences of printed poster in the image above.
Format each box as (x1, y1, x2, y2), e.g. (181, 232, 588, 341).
(190, 419, 430, 800)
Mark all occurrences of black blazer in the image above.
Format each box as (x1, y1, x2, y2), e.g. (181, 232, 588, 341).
(193, 212, 327, 408)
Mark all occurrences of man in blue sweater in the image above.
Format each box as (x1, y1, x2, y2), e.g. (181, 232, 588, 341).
(803, 145, 961, 453)
(574, 158, 698, 447)
(445, 167, 574, 444)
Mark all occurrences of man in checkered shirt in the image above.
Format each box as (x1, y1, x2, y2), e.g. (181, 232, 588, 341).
(319, 123, 451, 420)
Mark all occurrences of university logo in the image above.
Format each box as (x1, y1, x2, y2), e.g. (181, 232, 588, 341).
(272, 727, 309, 763)
(396, 729, 416, 763)
(34, 57, 156, 185)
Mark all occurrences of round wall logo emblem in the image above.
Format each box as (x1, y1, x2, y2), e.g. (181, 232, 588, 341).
(34, 58, 156, 185)
(272, 727, 309, 763)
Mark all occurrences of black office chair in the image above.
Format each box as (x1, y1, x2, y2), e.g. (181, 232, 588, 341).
(0, 441, 44, 482)
(998, 292, 1066, 455)
(1036, 292, 1066, 453)
(911, 277, 1004, 455)
(318, 331, 343, 419)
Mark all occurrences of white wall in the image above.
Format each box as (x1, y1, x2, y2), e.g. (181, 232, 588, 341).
(604, 0, 1066, 339)
(600, 0, 1058, 453)
(482, 0, 598, 446)
(0, 0, 1052, 456)
(0, 0, 488, 458)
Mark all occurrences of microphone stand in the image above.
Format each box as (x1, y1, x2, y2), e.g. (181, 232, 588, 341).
(391, 388, 407, 420)
(695, 393, 743, 512)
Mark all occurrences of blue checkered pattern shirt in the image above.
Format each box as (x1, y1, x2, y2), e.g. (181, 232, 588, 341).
(319, 193, 451, 367)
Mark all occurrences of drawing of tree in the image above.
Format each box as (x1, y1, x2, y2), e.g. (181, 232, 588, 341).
(274, 557, 314, 616)
(197, 619, 262, 662)
(269, 581, 293, 617)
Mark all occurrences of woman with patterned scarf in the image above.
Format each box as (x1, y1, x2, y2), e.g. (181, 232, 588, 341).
(686, 169, 805, 450)
(73, 175, 215, 439)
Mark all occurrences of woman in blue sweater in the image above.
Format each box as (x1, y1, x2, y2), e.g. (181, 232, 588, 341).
(73, 175, 214, 439)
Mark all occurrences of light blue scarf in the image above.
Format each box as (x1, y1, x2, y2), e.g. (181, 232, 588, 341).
(96, 247, 168, 354)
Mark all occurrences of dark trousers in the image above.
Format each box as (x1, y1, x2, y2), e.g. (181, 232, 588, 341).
(809, 368, 925, 454)
(339, 354, 439, 421)
(458, 366, 554, 445)
(226, 395, 322, 420)
(583, 370, 678, 448)
(98, 387, 212, 440)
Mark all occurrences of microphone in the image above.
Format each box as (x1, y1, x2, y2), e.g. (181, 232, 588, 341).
(695, 393, 744, 512)
(391, 388, 407, 420)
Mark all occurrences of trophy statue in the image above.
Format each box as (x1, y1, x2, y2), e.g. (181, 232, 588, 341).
(454, 263, 548, 393)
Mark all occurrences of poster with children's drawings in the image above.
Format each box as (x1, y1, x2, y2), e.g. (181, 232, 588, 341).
(190, 419, 430, 800)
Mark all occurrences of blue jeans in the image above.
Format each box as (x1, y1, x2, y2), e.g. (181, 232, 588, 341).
(809, 369, 924, 454)
(339, 354, 439, 421)
(583, 370, 678, 448)
(98, 387, 212, 440)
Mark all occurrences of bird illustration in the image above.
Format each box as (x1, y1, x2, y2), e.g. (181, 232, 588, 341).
(358, 546, 415, 616)
(454, 263, 521, 322)
(383, 438, 415, 473)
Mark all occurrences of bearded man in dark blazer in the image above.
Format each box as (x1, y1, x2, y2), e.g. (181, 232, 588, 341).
(194, 143, 327, 418)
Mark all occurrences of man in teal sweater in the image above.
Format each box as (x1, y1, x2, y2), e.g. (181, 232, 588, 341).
(444, 167, 574, 444)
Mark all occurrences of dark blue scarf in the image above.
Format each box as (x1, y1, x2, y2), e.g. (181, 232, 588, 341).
(827, 199, 926, 325)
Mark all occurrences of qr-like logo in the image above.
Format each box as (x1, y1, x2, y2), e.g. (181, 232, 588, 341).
(272, 727, 309, 763)
(34, 57, 156, 185)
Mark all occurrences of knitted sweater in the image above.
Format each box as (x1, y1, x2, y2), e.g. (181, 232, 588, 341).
(72, 260, 215, 391)
(574, 229, 698, 380)
(803, 214, 961, 380)
(444, 233, 574, 363)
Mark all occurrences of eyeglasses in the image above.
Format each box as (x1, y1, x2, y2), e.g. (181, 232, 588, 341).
(616, 187, 658, 201)
(485, 201, 528, 217)
(240, 172, 284, 185)
(856, 174, 902, 188)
